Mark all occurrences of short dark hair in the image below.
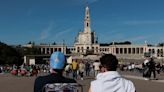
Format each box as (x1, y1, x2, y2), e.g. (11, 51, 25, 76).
(100, 54, 118, 71)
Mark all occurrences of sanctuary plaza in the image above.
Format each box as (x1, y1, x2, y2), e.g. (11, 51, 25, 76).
(23, 5, 164, 64)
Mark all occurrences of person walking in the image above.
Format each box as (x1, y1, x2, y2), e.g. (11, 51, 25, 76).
(78, 61, 85, 80)
(65, 64, 71, 76)
(156, 62, 161, 74)
(142, 56, 151, 80)
(147, 58, 156, 79)
(72, 59, 78, 79)
(85, 61, 90, 76)
(93, 60, 100, 77)
(88, 54, 135, 92)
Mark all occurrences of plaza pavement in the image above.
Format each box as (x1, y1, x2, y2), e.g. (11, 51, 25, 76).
(0, 71, 164, 92)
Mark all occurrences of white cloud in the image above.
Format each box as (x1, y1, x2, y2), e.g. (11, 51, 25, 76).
(88, 0, 99, 3)
(99, 31, 126, 43)
(129, 36, 147, 42)
(124, 35, 152, 43)
(72, 0, 100, 5)
(53, 28, 74, 38)
(39, 21, 54, 40)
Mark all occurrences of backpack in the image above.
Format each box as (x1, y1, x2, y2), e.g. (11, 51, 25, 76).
(43, 83, 83, 92)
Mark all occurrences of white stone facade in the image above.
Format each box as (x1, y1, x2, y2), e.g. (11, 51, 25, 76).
(24, 6, 164, 60)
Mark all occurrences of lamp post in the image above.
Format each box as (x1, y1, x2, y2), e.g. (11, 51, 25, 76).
(162, 43, 164, 64)
(63, 40, 65, 54)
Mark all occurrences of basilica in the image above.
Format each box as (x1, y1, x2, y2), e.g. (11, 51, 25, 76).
(24, 5, 164, 63)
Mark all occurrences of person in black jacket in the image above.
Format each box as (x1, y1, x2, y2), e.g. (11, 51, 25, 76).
(34, 51, 76, 92)
(147, 57, 156, 79)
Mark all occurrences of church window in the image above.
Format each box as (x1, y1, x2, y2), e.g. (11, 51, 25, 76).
(149, 49, 151, 53)
(124, 48, 127, 54)
(58, 48, 61, 52)
(77, 47, 80, 52)
(152, 49, 155, 54)
(51, 48, 53, 54)
(47, 48, 49, 54)
(161, 49, 163, 57)
(81, 47, 83, 52)
(43, 48, 45, 54)
(140, 48, 143, 54)
(128, 48, 131, 54)
(132, 48, 135, 54)
(120, 48, 123, 54)
(116, 48, 119, 54)
(136, 48, 139, 54)
(39, 48, 41, 54)
(55, 48, 57, 51)
(87, 23, 89, 27)
(96, 47, 98, 52)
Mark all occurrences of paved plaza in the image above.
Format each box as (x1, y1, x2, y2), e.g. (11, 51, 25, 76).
(0, 71, 164, 92)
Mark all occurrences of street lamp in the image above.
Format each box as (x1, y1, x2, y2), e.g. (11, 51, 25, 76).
(63, 40, 65, 54)
(162, 43, 164, 64)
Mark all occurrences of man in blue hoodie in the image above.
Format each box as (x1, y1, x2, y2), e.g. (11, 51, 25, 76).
(88, 54, 135, 92)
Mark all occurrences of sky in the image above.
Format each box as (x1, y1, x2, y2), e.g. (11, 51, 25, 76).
(1, 0, 164, 46)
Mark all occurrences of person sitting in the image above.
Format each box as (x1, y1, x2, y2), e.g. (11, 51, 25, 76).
(88, 54, 135, 92)
(34, 51, 76, 92)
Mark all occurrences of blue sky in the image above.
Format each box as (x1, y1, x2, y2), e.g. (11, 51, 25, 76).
(1, 0, 164, 45)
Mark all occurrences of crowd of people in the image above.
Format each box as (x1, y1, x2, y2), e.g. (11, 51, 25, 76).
(142, 56, 164, 80)
(2, 51, 164, 91)
(119, 60, 164, 75)
(1, 54, 164, 81)
(64, 59, 101, 80)
(0, 64, 50, 77)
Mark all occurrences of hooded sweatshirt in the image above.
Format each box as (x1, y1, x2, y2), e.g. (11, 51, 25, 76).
(91, 71, 135, 92)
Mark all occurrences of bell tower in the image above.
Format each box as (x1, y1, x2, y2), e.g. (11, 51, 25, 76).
(74, 3, 98, 54)
(84, 6, 91, 33)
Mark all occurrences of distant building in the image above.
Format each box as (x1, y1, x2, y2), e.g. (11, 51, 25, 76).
(23, 5, 164, 61)
(74, 6, 98, 54)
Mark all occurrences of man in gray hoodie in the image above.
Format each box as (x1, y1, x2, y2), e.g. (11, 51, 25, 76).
(88, 54, 135, 92)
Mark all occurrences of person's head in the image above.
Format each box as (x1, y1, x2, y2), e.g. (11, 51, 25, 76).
(100, 54, 118, 72)
(145, 56, 151, 61)
(50, 51, 67, 74)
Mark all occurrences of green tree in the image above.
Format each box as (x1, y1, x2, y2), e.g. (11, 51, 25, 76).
(0, 42, 23, 65)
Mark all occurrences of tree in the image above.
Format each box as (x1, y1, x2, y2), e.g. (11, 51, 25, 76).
(28, 41, 32, 44)
(52, 42, 56, 45)
(0, 42, 23, 65)
(157, 43, 164, 46)
(100, 41, 131, 46)
(113, 41, 131, 45)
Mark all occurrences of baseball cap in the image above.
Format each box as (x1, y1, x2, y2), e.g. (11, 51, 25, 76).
(50, 51, 66, 69)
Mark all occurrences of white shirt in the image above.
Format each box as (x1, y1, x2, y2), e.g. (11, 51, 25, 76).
(91, 71, 135, 92)
(93, 62, 100, 71)
(144, 59, 149, 65)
